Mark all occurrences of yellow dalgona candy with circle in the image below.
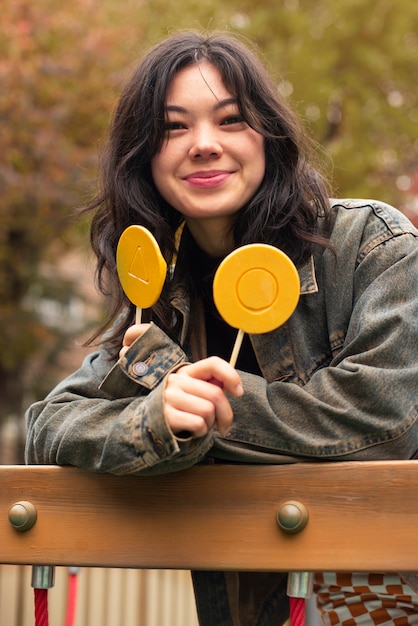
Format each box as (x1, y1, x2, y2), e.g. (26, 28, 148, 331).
(213, 244, 300, 334)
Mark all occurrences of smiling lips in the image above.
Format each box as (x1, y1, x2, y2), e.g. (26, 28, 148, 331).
(185, 170, 232, 188)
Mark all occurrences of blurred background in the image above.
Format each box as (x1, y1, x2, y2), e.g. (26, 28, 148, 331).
(1, 0, 417, 462)
(1, 1, 417, 623)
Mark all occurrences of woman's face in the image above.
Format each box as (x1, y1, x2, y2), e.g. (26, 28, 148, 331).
(151, 62, 265, 253)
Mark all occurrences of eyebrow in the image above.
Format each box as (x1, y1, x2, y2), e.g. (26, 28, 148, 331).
(165, 97, 238, 114)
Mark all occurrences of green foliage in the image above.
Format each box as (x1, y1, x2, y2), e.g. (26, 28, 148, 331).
(0, 0, 119, 418)
(1, 0, 417, 423)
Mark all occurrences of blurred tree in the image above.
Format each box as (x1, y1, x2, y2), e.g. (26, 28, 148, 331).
(241, 0, 418, 203)
(0, 0, 130, 429)
(0, 0, 417, 445)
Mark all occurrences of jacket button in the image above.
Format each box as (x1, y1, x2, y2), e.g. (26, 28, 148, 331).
(154, 441, 165, 457)
(147, 428, 166, 457)
(132, 361, 149, 376)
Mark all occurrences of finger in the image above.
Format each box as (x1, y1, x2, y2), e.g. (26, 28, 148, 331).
(119, 345, 129, 359)
(165, 374, 234, 437)
(164, 404, 215, 438)
(179, 356, 243, 397)
(164, 379, 216, 437)
(165, 377, 217, 420)
(122, 323, 151, 347)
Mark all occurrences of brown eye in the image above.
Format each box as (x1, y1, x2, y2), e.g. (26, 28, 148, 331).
(221, 115, 245, 126)
(165, 121, 186, 131)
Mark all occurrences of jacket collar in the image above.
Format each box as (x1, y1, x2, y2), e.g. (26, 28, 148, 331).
(299, 255, 318, 295)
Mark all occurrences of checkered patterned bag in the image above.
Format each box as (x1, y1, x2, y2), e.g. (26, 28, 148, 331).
(314, 572, 418, 625)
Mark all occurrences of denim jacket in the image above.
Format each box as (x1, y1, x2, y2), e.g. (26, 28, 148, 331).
(25, 199, 418, 474)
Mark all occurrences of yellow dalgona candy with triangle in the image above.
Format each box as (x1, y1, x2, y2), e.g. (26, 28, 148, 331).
(117, 225, 167, 309)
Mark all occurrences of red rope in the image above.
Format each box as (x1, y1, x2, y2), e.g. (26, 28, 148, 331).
(290, 596, 306, 626)
(34, 588, 49, 626)
(65, 570, 78, 626)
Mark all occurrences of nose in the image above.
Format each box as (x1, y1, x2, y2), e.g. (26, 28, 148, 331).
(188, 124, 223, 160)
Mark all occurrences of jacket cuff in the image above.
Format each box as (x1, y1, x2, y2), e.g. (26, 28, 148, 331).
(99, 323, 186, 398)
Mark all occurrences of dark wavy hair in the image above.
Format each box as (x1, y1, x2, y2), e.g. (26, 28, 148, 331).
(84, 30, 332, 353)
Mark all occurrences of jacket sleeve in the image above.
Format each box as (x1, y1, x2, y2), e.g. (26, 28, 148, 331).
(221, 232, 418, 462)
(25, 323, 213, 475)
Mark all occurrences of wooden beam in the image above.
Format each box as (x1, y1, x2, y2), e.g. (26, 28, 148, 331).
(0, 461, 417, 571)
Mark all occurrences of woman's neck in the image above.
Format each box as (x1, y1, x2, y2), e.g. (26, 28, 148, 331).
(186, 216, 234, 257)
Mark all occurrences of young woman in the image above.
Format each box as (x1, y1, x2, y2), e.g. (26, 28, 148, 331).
(25, 31, 418, 625)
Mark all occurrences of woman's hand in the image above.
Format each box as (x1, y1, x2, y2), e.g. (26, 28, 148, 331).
(119, 323, 151, 359)
(163, 356, 244, 438)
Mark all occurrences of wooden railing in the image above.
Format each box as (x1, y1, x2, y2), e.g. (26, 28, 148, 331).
(0, 461, 417, 625)
(1, 461, 417, 572)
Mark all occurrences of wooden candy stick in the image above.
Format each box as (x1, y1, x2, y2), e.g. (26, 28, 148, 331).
(116, 225, 167, 323)
(213, 244, 300, 367)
